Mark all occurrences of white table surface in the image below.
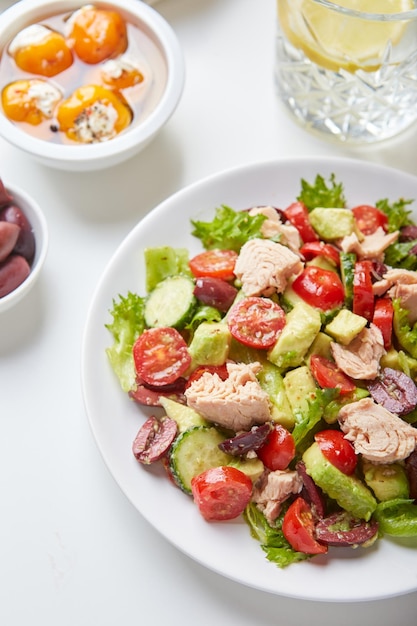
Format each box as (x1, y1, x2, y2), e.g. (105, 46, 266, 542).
(1, 1, 417, 624)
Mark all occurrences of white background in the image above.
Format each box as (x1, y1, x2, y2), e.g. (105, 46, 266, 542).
(1, 1, 417, 624)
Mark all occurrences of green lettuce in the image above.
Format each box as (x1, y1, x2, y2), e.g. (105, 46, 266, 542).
(375, 197, 414, 233)
(384, 241, 417, 272)
(374, 499, 417, 537)
(191, 205, 266, 252)
(291, 387, 338, 452)
(243, 503, 309, 568)
(392, 299, 417, 359)
(297, 174, 346, 211)
(105, 292, 146, 392)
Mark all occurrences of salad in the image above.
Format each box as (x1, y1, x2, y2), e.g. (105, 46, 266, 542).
(106, 173, 417, 568)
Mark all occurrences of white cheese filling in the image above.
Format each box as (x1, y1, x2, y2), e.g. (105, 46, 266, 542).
(8, 24, 51, 55)
(73, 101, 118, 143)
(28, 80, 62, 118)
(101, 54, 142, 80)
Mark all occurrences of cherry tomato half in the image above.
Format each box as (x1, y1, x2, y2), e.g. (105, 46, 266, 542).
(372, 297, 394, 350)
(185, 364, 229, 389)
(191, 466, 253, 521)
(292, 266, 345, 311)
(310, 354, 356, 395)
(283, 201, 319, 243)
(352, 205, 388, 236)
(133, 327, 191, 387)
(189, 249, 238, 281)
(315, 430, 357, 475)
(282, 497, 328, 555)
(227, 297, 286, 349)
(353, 260, 374, 321)
(300, 241, 340, 267)
(256, 424, 295, 471)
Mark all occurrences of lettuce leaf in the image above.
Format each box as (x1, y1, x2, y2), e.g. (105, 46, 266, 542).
(291, 387, 338, 452)
(105, 292, 146, 392)
(375, 197, 414, 233)
(297, 174, 346, 211)
(191, 205, 266, 252)
(374, 499, 417, 537)
(384, 241, 417, 271)
(392, 299, 417, 359)
(243, 503, 309, 568)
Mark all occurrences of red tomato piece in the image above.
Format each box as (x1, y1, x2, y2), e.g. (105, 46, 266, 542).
(310, 354, 356, 395)
(372, 297, 394, 350)
(283, 201, 319, 243)
(133, 327, 191, 387)
(353, 260, 374, 321)
(189, 249, 238, 281)
(300, 241, 340, 267)
(315, 430, 357, 475)
(282, 497, 328, 555)
(352, 205, 388, 236)
(256, 424, 295, 471)
(292, 266, 345, 311)
(185, 364, 229, 389)
(191, 466, 253, 521)
(227, 297, 286, 349)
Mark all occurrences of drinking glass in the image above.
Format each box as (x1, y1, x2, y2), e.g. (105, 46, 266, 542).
(275, 0, 417, 143)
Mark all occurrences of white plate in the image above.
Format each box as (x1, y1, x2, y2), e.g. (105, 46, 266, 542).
(81, 157, 417, 602)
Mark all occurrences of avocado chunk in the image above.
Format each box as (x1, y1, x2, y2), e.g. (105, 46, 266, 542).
(188, 322, 231, 368)
(280, 280, 305, 311)
(144, 246, 190, 292)
(159, 396, 209, 432)
(309, 208, 354, 241)
(306, 331, 333, 362)
(257, 361, 295, 429)
(325, 309, 367, 345)
(228, 457, 265, 483)
(362, 460, 410, 501)
(303, 442, 377, 520)
(283, 365, 317, 422)
(267, 301, 321, 371)
(306, 256, 337, 272)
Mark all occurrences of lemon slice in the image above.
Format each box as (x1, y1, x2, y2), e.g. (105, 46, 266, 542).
(279, 0, 414, 72)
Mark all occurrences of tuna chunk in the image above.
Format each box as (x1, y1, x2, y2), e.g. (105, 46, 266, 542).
(338, 397, 417, 464)
(249, 206, 302, 253)
(234, 238, 303, 297)
(331, 324, 385, 380)
(184, 361, 271, 431)
(252, 469, 303, 523)
(340, 227, 399, 262)
(373, 268, 417, 325)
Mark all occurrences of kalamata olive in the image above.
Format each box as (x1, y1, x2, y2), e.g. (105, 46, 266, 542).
(193, 276, 238, 313)
(218, 423, 272, 456)
(0, 222, 20, 262)
(296, 461, 326, 519)
(405, 448, 417, 503)
(315, 511, 379, 546)
(0, 204, 35, 264)
(129, 377, 187, 406)
(370, 261, 387, 283)
(0, 179, 13, 207)
(132, 415, 177, 464)
(0, 254, 30, 298)
(367, 368, 417, 416)
(399, 225, 417, 242)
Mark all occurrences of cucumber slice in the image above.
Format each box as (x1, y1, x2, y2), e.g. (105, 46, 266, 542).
(144, 275, 196, 329)
(169, 426, 231, 493)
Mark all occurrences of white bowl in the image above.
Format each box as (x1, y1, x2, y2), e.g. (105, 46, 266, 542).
(0, 182, 48, 313)
(0, 0, 185, 171)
